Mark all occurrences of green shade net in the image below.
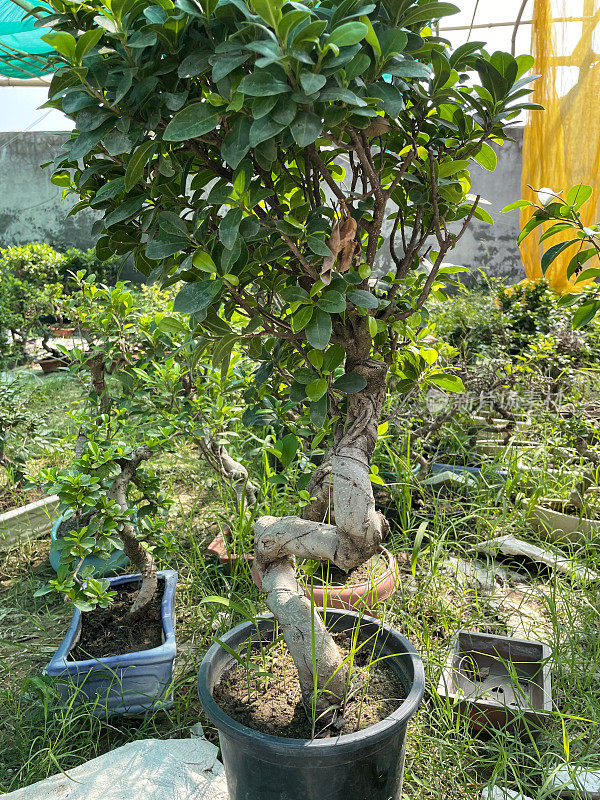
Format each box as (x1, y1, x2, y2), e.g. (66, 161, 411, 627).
(0, 0, 52, 78)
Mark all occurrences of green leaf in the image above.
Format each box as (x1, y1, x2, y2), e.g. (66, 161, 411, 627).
(428, 373, 464, 392)
(319, 87, 367, 106)
(281, 284, 310, 303)
(438, 159, 470, 178)
(292, 305, 314, 332)
(280, 433, 298, 468)
(575, 267, 600, 283)
(367, 83, 404, 117)
(178, 52, 211, 78)
(146, 237, 187, 259)
(361, 14, 381, 58)
(317, 290, 346, 314)
(566, 184, 593, 211)
(222, 117, 251, 168)
(291, 19, 327, 48)
(300, 72, 326, 94)
(305, 309, 332, 350)
(219, 208, 243, 250)
(347, 289, 379, 309)
(386, 59, 430, 79)
(473, 142, 497, 171)
(306, 378, 328, 401)
(192, 250, 217, 272)
(125, 140, 156, 193)
(399, 2, 459, 26)
(310, 394, 328, 428)
(473, 207, 494, 225)
(306, 236, 332, 258)
(238, 71, 290, 96)
(290, 111, 323, 147)
(75, 29, 103, 62)
(212, 53, 247, 82)
(41, 31, 76, 61)
(501, 199, 534, 213)
(163, 103, 219, 141)
(329, 22, 368, 47)
(322, 343, 345, 372)
(104, 195, 145, 228)
(173, 279, 223, 314)
(573, 301, 600, 329)
(332, 372, 367, 393)
(517, 212, 547, 245)
(539, 222, 574, 243)
(541, 239, 579, 272)
(249, 117, 284, 147)
(567, 248, 597, 279)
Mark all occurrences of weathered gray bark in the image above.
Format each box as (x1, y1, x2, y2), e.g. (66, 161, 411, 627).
(254, 356, 389, 721)
(199, 432, 257, 512)
(108, 444, 157, 614)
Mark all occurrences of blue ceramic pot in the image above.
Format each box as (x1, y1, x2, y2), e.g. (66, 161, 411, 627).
(46, 569, 177, 716)
(49, 514, 130, 576)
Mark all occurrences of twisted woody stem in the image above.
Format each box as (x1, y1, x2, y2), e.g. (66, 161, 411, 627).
(253, 357, 389, 719)
(108, 444, 157, 614)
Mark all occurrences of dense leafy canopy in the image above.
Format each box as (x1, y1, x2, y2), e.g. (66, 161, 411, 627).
(40, 0, 535, 431)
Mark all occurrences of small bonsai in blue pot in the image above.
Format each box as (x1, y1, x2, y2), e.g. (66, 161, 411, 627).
(38, 431, 176, 715)
(35, 275, 179, 714)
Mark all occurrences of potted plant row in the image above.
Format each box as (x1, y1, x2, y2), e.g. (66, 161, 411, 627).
(43, 0, 534, 793)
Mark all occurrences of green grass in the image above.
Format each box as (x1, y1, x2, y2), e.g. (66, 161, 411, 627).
(1, 338, 600, 798)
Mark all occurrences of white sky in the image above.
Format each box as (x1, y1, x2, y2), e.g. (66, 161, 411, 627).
(0, 0, 535, 132)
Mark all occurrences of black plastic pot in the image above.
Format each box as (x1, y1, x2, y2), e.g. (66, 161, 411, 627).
(197, 608, 425, 800)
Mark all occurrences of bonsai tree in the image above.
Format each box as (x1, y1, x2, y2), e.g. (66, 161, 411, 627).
(40, 0, 534, 722)
(37, 274, 180, 614)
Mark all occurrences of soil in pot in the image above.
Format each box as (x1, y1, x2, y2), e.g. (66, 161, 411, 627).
(0, 486, 44, 513)
(69, 579, 165, 660)
(213, 631, 406, 739)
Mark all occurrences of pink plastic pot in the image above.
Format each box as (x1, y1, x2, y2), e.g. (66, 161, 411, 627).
(252, 547, 399, 612)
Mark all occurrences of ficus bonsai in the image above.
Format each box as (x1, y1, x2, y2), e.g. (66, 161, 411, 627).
(39, 0, 535, 722)
(38, 274, 180, 614)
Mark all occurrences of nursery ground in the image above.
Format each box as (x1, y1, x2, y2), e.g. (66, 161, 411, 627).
(1, 304, 600, 798)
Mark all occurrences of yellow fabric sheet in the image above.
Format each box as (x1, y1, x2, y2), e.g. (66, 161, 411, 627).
(520, 0, 600, 292)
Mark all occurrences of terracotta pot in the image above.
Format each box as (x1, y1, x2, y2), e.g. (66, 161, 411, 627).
(252, 547, 399, 612)
(39, 356, 70, 374)
(206, 532, 252, 567)
(524, 498, 600, 544)
(52, 327, 75, 338)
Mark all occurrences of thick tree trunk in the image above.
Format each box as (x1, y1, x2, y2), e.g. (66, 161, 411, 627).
(254, 357, 389, 722)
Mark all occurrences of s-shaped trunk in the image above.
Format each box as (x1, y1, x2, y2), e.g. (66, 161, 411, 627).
(254, 359, 389, 723)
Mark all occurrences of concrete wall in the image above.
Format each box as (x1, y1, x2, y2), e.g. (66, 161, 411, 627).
(448, 126, 525, 284)
(0, 132, 99, 250)
(377, 125, 526, 284)
(0, 127, 527, 284)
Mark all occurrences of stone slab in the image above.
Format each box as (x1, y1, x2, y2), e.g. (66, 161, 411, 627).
(481, 787, 533, 800)
(549, 767, 600, 798)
